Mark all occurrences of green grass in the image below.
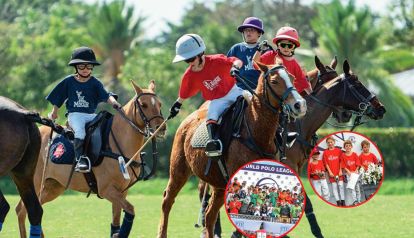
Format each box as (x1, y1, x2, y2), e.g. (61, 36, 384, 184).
(1, 178, 413, 237)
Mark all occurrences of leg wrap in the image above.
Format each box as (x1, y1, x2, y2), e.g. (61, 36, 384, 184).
(118, 211, 135, 238)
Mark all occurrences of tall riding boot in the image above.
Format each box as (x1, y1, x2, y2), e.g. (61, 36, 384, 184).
(74, 139, 90, 173)
(205, 122, 222, 157)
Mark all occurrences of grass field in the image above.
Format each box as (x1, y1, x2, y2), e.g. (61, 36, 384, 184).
(1, 178, 413, 237)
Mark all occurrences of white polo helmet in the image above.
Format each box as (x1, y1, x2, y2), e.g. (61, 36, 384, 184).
(173, 34, 206, 63)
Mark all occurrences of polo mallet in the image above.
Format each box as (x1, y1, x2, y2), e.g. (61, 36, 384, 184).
(120, 118, 169, 178)
(195, 183, 209, 228)
(39, 126, 54, 200)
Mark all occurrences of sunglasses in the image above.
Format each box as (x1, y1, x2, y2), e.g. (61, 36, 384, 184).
(76, 64, 94, 70)
(279, 43, 295, 49)
(184, 56, 197, 63)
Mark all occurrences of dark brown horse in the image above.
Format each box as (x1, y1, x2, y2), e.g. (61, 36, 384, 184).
(0, 96, 43, 236)
(16, 80, 166, 238)
(158, 61, 307, 238)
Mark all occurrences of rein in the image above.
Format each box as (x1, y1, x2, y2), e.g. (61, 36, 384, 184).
(307, 74, 375, 130)
(232, 67, 295, 159)
(115, 92, 164, 137)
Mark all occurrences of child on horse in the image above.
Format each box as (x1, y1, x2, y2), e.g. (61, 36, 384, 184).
(227, 17, 271, 90)
(46, 46, 121, 173)
(254, 26, 312, 95)
(168, 33, 243, 156)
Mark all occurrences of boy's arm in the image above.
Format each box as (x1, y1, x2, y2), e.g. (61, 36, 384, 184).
(107, 95, 122, 109)
(49, 105, 59, 120)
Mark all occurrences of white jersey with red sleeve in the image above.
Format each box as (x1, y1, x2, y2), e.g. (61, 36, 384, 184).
(178, 54, 238, 100)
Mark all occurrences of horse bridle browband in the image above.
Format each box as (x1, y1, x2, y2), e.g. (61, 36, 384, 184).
(116, 92, 164, 137)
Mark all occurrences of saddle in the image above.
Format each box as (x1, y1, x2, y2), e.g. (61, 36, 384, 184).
(49, 110, 113, 167)
(191, 96, 248, 155)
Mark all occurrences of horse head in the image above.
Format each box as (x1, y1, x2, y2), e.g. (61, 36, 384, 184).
(312, 55, 338, 91)
(324, 60, 386, 121)
(255, 60, 307, 118)
(128, 80, 166, 138)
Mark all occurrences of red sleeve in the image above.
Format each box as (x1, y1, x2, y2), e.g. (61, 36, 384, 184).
(178, 71, 199, 99)
(354, 153, 361, 167)
(292, 61, 310, 92)
(260, 51, 276, 65)
(214, 54, 238, 66)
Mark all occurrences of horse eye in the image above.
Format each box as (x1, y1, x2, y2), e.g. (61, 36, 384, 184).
(141, 102, 148, 108)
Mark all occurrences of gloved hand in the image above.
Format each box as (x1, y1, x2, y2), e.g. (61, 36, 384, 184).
(168, 101, 182, 119)
(230, 65, 240, 77)
(258, 40, 273, 54)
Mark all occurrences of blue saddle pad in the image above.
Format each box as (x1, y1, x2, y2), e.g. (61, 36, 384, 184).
(49, 134, 75, 164)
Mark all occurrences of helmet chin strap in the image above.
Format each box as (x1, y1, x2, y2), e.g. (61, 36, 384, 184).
(242, 33, 262, 45)
(277, 49, 294, 57)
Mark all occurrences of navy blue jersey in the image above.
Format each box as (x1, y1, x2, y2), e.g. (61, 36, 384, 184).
(46, 75, 110, 114)
(227, 42, 261, 90)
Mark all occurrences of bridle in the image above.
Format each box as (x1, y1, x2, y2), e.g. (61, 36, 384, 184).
(116, 92, 164, 137)
(235, 65, 296, 114)
(308, 73, 376, 129)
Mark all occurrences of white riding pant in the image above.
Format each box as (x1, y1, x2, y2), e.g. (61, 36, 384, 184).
(311, 179, 330, 201)
(347, 174, 361, 203)
(207, 85, 243, 122)
(68, 112, 97, 139)
(331, 180, 345, 201)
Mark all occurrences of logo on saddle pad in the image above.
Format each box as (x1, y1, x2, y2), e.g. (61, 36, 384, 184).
(52, 142, 65, 159)
(203, 76, 222, 91)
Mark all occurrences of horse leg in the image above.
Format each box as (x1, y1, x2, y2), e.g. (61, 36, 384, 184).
(110, 202, 122, 237)
(102, 188, 134, 238)
(198, 182, 221, 237)
(157, 154, 191, 238)
(204, 188, 224, 238)
(16, 200, 28, 238)
(0, 190, 10, 231)
(305, 194, 324, 238)
(11, 173, 43, 238)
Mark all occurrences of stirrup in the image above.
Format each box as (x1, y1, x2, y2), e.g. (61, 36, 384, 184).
(205, 139, 223, 157)
(75, 155, 91, 173)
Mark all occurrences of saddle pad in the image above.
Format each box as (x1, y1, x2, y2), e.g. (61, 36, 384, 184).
(190, 121, 208, 148)
(49, 134, 75, 165)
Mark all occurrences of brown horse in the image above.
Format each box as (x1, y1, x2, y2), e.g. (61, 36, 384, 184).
(281, 58, 385, 238)
(158, 61, 307, 238)
(0, 96, 43, 236)
(16, 80, 166, 238)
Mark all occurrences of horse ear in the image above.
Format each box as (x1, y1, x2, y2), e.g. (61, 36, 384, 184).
(149, 80, 156, 93)
(315, 55, 326, 73)
(330, 55, 338, 70)
(254, 60, 268, 73)
(130, 80, 143, 94)
(343, 60, 351, 76)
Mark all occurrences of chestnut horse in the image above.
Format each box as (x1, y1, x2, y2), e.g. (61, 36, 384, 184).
(16, 80, 166, 238)
(0, 96, 43, 236)
(158, 61, 307, 238)
(197, 57, 386, 238)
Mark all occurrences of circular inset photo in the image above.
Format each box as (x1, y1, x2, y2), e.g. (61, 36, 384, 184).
(307, 131, 384, 208)
(225, 159, 305, 238)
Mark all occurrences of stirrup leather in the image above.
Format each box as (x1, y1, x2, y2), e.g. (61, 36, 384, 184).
(205, 139, 223, 157)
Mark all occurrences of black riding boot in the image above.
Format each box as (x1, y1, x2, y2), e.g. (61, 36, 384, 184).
(205, 123, 222, 157)
(74, 139, 90, 173)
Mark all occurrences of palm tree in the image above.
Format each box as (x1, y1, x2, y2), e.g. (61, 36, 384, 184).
(89, 0, 145, 88)
(311, 0, 414, 127)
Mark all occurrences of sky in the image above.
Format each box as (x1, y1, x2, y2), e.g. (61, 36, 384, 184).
(125, 0, 392, 39)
